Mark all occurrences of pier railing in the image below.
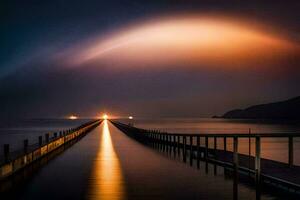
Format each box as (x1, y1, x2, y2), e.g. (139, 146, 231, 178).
(0, 119, 101, 180)
(111, 120, 300, 200)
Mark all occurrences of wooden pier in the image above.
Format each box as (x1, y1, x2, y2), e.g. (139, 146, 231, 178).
(111, 120, 300, 200)
(0, 119, 101, 180)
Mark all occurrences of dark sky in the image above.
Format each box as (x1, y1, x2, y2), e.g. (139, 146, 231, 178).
(1, 0, 300, 119)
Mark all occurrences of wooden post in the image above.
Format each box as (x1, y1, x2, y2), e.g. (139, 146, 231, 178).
(152, 133, 154, 147)
(205, 136, 208, 173)
(157, 134, 159, 149)
(4, 144, 10, 163)
(162, 134, 164, 151)
(233, 136, 238, 200)
(158, 133, 160, 149)
(190, 136, 193, 166)
(214, 137, 217, 175)
(248, 128, 251, 173)
(205, 136, 208, 160)
(39, 136, 43, 146)
(164, 134, 167, 151)
(173, 135, 176, 154)
(23, 139, 28, 153)
(224, 137, 227, 151)
(153, 133, 156, 148)
(183, 136, 186, 162)
(289, 136, 294, 167)
(214, 136, 217, 157)
(177, 135, 180, 156)
(197, 136, 200, 168)
(168, 134, 171, 154)
(255, 136, 261, 200)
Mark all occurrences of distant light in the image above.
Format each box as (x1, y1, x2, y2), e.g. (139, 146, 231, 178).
(102, 114, 108, 120)
(129, 116, 133, 119)
(69, 115, 78, 120)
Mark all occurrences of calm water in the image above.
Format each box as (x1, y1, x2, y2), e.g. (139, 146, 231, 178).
(1, 119, 300, 200)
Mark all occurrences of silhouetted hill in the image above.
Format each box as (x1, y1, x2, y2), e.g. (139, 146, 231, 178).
(220, 96, 300, 119)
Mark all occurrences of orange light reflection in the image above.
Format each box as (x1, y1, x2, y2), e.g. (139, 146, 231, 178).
(87, 120, 125, 200)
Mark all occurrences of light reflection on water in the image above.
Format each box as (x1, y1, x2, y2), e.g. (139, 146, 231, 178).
(86, 120, 125, 200)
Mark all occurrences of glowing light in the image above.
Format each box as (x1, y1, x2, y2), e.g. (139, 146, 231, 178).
(69, 115, 78, 120)
(87, 120, 125, 199)
(69, 15, 299, 70)
(102, 114, 108, 120)
(128, 116, 133, 119)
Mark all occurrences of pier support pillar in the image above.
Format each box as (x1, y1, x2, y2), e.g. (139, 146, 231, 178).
(190, 136, 193, 166)
(255, 136, 261, 200)
(205, 136, 208, 173)
(288, 136, 294, 167)
(183, 136, 186, 163)
(214, 137, 217, 174)
(177, 135, 180, 156)
(168, 135, 171, 154)
(173, 135, 176, 155)
(164, 134, 166, 152)
(233, 136, 238, 200)
(205, 136, 208, 159)
(197, 136, 200, 168)
(214, 137, 217, 157)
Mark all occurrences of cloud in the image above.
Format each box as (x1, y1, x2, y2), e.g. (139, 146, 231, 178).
(66, 15, 299, 72)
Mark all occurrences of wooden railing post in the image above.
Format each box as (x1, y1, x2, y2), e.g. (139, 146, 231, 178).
(214, 136, 217, 157)
(213, 137, 217, 174)
(163, 134, 167, 151)
(156, 133, 159, 149)
(205, 136, 208, 160)
(205, 136, 209, 173)
(168, 134, 171, 154)
(183, 136, 187, 162)
(233, 136, 238, 200)
(255, 136, 261, 200)
(197, 136, 200, 168)
(289, 136, 294, 167)
(177, 135, 180, 156)
(224, 137, 227, 151)
(190, 136, 193, 166)
(173, 135, 176, 154)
